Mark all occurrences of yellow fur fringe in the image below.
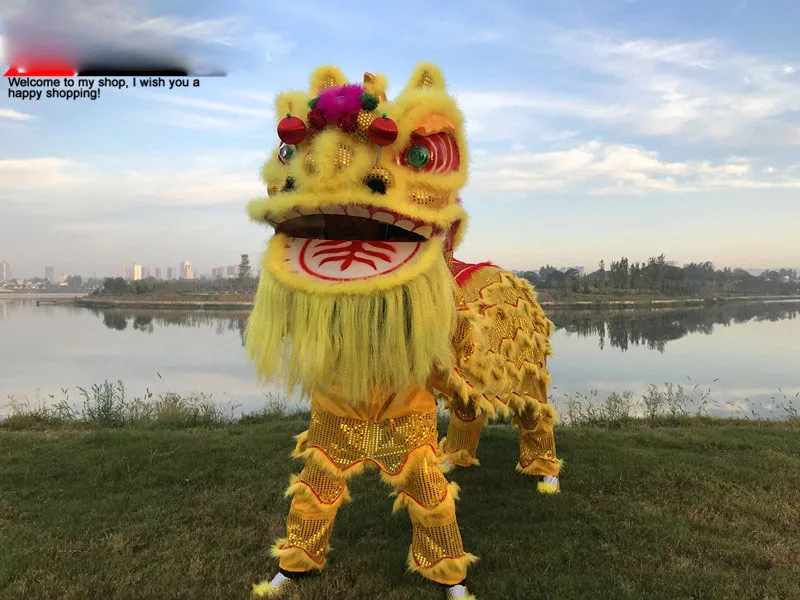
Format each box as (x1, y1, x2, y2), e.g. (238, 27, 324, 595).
(407, 549, 479, 586)
(246, 245, 456, 408)
(251, 578, 291, 598)
(516, 457, 563, 478)
(270, 539, 325, 571)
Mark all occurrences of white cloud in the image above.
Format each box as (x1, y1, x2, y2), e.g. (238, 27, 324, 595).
(467, 141, 800, 196)
(541, 29, 800, 143)
(0, 108, 34, 121)
(0, 154, 266, 215)
(0, 34, 6, 65)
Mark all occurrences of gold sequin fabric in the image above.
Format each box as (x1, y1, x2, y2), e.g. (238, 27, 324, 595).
(335, 144, 353, 170)
(304, 409, 439, 474)
(408, 184, 450, 208)
(267, 182, 279, 197)
(303, 150, 317, 175)
(356, 110, 376, 141)
(299, 459, 347, 504)
(284, 511, 335, 563)
(443, 412, 484, 459)
(399, 453, 449, 508)
(411, 520, 465, 569)
(518, 429, 558, 466)
(456, 266, 554, 408)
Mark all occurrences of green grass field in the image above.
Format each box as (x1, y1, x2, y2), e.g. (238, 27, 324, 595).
(1, 417, 798, 600)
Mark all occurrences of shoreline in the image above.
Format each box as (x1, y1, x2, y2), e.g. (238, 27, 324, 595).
(65, 293, 800, 311)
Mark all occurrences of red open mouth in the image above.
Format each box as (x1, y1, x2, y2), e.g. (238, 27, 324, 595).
(271, 205, 440, 242)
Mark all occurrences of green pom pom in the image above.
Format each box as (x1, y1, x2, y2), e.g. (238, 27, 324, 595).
(360, 93, 379, 111)
(308, 98, 319, 109)
(381, 112, 387, 118)
(286, 112, 291, 117)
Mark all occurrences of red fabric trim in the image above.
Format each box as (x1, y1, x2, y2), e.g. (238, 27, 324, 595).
(453, 261, 498, 286)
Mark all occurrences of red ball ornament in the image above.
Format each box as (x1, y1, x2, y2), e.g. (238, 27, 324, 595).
(368, 114, 398, 146)
(307, 108, 327, 130)
(277, 114, 307, 145)
(338, 113, 358, 133)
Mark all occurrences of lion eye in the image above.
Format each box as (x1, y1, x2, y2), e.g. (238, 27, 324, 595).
(278, 143, 296, 164)
(404, 144, 430, 169)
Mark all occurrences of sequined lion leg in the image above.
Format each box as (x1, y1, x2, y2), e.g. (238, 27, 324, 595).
(253, 451, 351, 597)
(439, 402, 486, 470)
(385, 446, 478, 589)
(514, 403, 562, 494)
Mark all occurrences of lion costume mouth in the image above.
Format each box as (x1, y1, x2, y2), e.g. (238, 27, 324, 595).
(271, 204, 440, 242)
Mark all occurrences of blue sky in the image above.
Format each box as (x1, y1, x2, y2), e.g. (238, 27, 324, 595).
(1, 0, 799, 279)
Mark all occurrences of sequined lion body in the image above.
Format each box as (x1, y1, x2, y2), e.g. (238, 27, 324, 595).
(245, 62, 559, 598)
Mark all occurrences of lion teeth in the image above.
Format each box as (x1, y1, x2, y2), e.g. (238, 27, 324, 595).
(320, 206, 346, 215)
(372, 211, 395, 224)
(395, 219, 416, 232)
(346, 206, 370, 218)
(413, 225, 433, 238)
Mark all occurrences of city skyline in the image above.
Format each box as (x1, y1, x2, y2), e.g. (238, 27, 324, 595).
(2, 0, 799, 277)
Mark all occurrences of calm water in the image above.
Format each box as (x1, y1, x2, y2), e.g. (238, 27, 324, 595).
(1, 298, 799, 419)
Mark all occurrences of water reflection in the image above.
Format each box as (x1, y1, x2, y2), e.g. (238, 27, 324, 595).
(548, 301, 800, 352)
(89, 307, 248, 345)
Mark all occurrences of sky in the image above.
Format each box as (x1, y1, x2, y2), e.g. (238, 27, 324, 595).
(1, 0, 799, 280)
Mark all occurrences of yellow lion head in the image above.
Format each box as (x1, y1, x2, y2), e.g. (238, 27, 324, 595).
(245, 62, 470, 404)
(247, 62, 469, 295)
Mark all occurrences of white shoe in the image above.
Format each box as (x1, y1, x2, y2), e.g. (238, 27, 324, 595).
(537, 475, 560, 494)
(252, 572, 292, 597)
(446, 583, 476, 599)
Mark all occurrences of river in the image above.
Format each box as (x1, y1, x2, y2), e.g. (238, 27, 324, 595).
(1, 298, 798, 419)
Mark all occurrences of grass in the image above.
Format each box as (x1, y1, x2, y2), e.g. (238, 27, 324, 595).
(1, 419, 799, 600)
(1, 384, 799, 599)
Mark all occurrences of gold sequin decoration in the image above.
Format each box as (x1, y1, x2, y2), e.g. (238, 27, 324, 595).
(411, 520, 465, 569)
(451, 402, 478, 422)
(399, 454, 449, 508)
(304, 409, 438, 474)
(303, 151, 317, 175)
(420, 71, 434, 87)
(444, 410, 484, 459)
(267, 181, 280, 197)
(408, 184, 451, 208)
(284, 510, 335, 561)
(299, 459, 347, 504)
(320, 75, 337, 90)
(364, 166, 394, 188)
(356, 110, 376, 141)
(335, 144, 353, 170)
(518, 429, 557, 466)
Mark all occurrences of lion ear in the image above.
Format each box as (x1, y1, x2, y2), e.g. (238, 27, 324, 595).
(274, 91, 309, 121)
(363, 72, 388, 102)
(401, 63, 447, 93)
(309, 65, 348, 96)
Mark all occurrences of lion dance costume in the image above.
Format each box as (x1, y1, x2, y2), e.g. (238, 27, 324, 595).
(245, 62, 561, 599)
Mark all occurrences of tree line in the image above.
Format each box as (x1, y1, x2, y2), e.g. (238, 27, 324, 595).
(519, 255, 800, 296)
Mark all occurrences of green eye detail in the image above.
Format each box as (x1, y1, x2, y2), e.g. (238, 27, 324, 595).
(279, 143, 295, 162)
(405, 144, 430, 169)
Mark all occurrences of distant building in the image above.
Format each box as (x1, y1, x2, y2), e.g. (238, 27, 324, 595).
(166, 266, 175, 280)
(666, 261, 680, 268)
(132, 263, 142, 281)
(142, 267, 150, 279)
(226, 265, 240, 277)
(57, 273, 68, 284)
(155, 267, 162, 280)
(181, 261, 194, 280)
(0, 260, 10, 283)
(45, 266, 55, 282)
